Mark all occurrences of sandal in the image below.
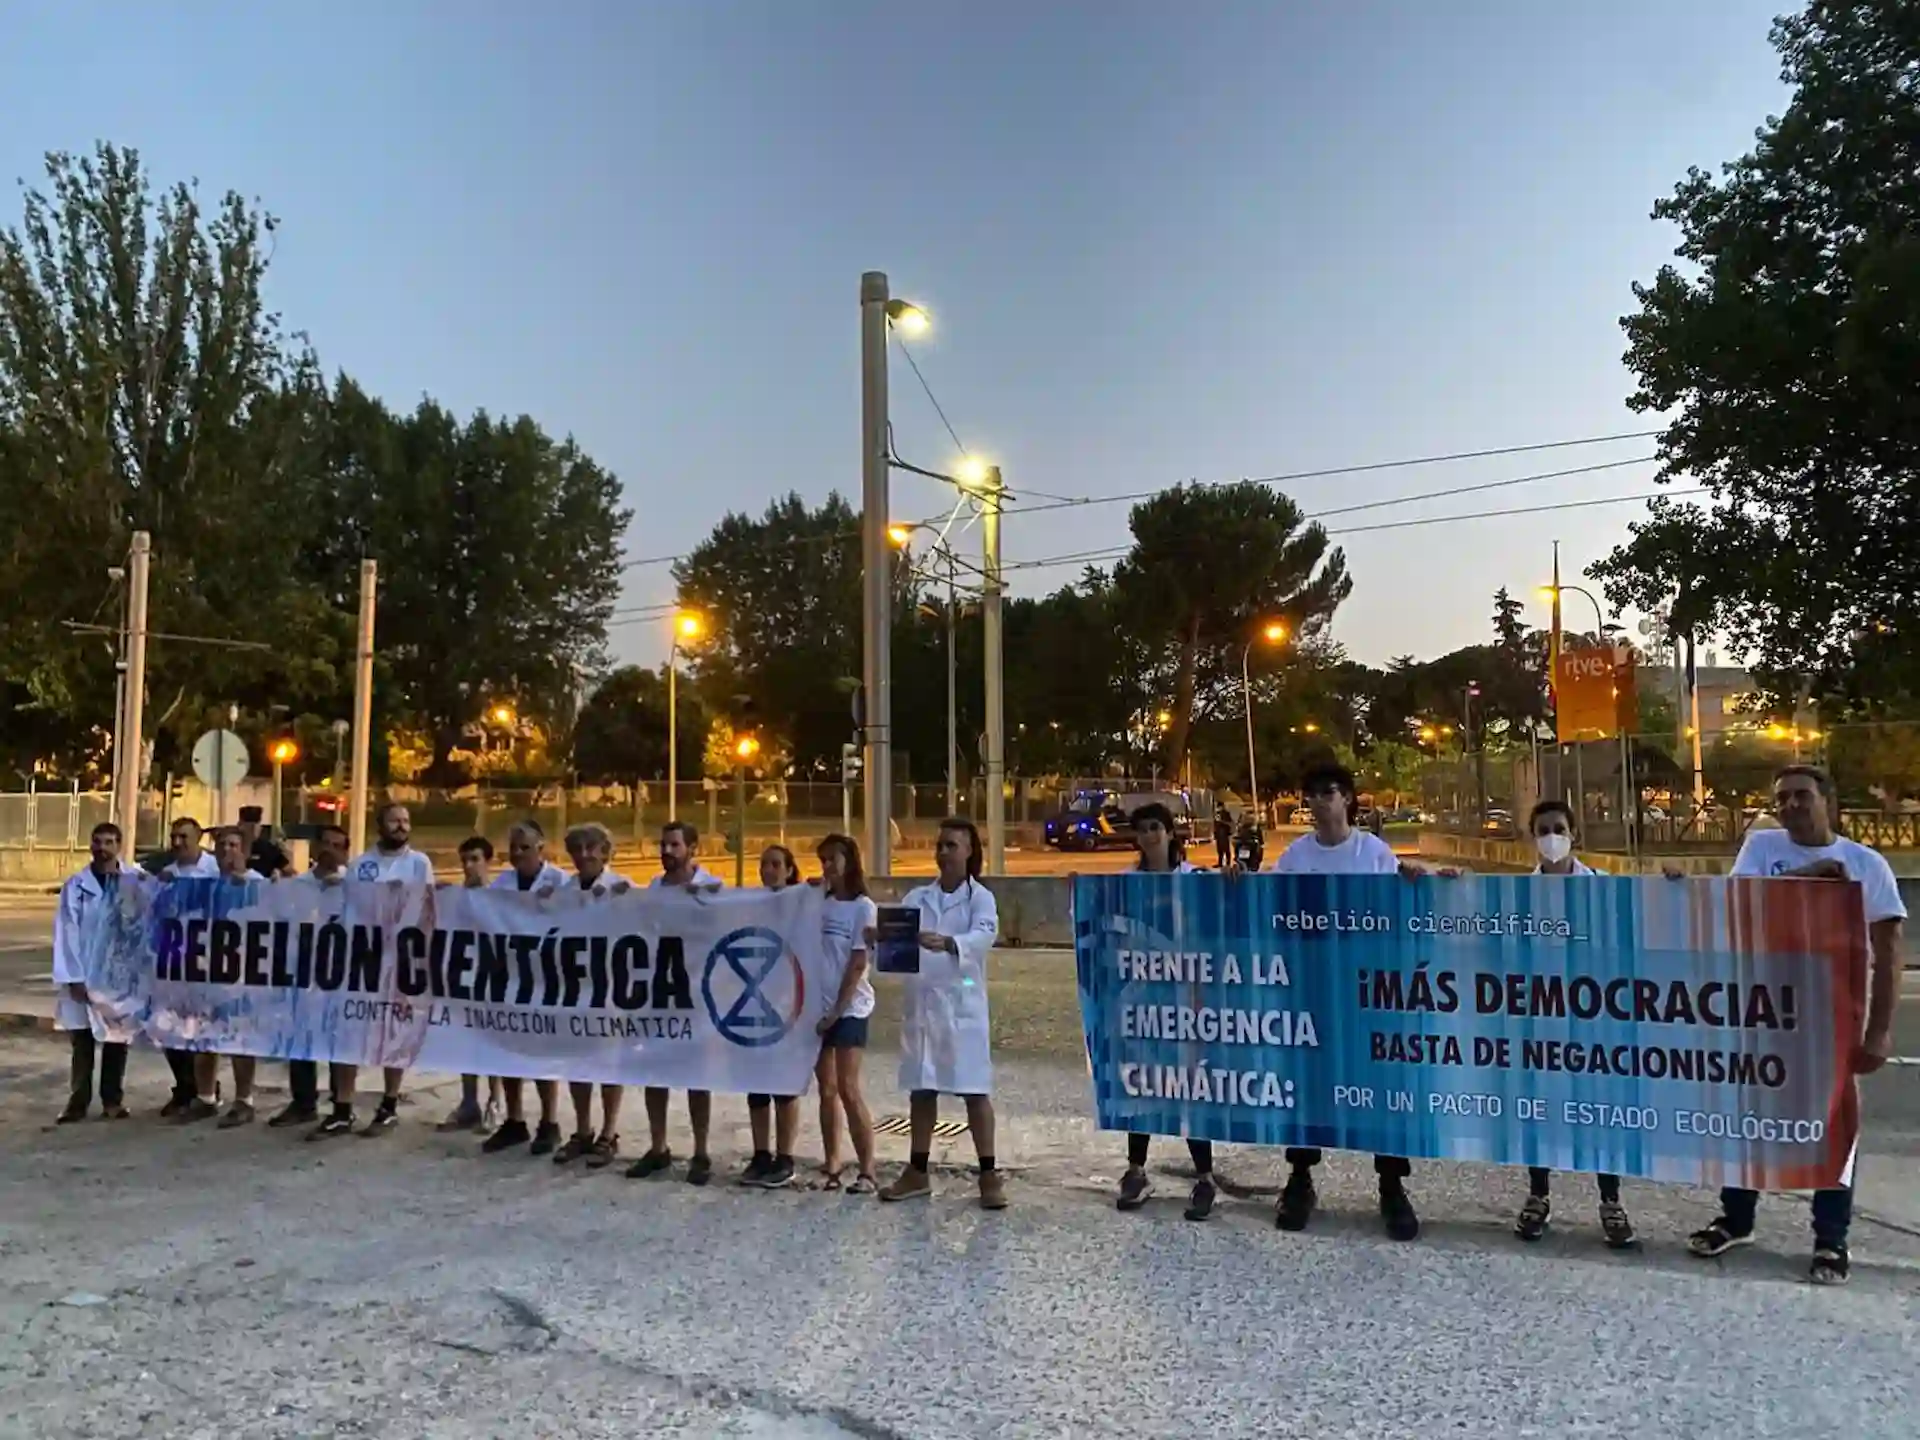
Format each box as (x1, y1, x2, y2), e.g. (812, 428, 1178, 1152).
(586, 1134, 620, 1169)
(1808, 1247, 1850, 1286)
(819, 1166, 845, 1192)
(553, 1132, 594, 1165)
(846, 1173, 877, 1195)
(1687, 1217, 1753, 1258)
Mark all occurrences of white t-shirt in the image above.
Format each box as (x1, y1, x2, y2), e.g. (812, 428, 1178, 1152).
(290, 866, 347, 892)
(490, 861, 569, 893)
(1268, 829, 1399, 875)
(1533, 860, 1597, 876)
(1730, 830, 1906, 924)
(649, 866, 722, 889)
(570, 868, 632, 898)
(160, 852, 220, 880)
(350, 846, 435, 885)
(823, 893, 879, 1020)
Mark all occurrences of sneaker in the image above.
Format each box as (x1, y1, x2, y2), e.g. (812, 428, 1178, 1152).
(1599, 1200, 1639, 1251)
(686, 1154, 713, 1187)
(268, 1103, 318, 1129)
(100, 1104, 130, 1121)
(1380, 1182, 1420, 1241)
(55, 1101, 88, 1125)
(760, 1155, 796, 1190)
(529, 1121, 562, 1157)
(172, 1097, 220, 1125)
(481, 1119, 530, 1154)
(1687, 1217, 1754, 1259)
(360, 1105, 399, 1137)
(1275, 1169, 1317, 1231)
(553, 1131, 594, 1165)
(436, 1102, 484, 1133)
(738, 1152, 774, 1187)
(1116, 1167, 1153, 1211)
(1515, 1194, 1551, 1242)
(1808, 1246, 1850, 1286)
(1184, 1177, 1217, 1222)
(308, 1110, 355, 1140)
(217, 1100, 256, 1129)
(625, 1148, 673, 1179)
(978, 1170, 1008, 1210)
(880, 1168, 932, 1203)
(159, 1095, 191, 1119)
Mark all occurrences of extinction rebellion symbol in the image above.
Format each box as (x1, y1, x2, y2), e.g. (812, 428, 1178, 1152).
(701, 926, 806, 1048)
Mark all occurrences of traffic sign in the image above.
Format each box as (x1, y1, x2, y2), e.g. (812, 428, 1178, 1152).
(191, 728, 250, 790)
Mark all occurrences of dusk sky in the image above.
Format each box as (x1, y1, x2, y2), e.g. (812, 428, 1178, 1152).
(5, 0, 1786, 670)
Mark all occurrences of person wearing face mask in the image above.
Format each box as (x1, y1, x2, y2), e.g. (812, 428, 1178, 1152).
(1114, 803, 1223, 1221)
(1512, 800, 1636, 1249)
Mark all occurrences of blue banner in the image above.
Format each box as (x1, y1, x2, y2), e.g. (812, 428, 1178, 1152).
(1074, 873, 1863, 1188)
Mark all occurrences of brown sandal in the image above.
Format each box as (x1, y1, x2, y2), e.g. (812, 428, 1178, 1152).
(819, 1166, 845, 1191)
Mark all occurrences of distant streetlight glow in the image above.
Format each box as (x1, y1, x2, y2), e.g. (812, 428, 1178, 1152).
(885, 299, 930, 336)
(887, 525, 912, 547)
(490, 705, 514, 726)
(1302, 721, 1320, 734)
(1262, 621, 1287, 644)
(954, 455, 991, 491)
(674, 612, 703, 640)
(735, 734, 760, 761)
(269, 739, 299, 765)
(1155, 710, 1172, 726)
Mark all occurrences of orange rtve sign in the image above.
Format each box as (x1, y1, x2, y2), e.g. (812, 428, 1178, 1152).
(1554, 645, 1625, 741)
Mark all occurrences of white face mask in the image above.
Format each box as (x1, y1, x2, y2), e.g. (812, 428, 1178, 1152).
(1535, 832, 1573, 865)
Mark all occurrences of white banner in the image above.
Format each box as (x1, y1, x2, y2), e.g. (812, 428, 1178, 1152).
(84, 877, 839, 1094)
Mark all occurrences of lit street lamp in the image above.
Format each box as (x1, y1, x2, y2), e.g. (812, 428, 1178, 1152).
(668, 612, 703, 821)
(269, 738, 298, 832)
(1240, 620, 1289, 824)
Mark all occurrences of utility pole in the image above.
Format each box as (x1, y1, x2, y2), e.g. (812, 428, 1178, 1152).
(859, 271, 893, 873)
(945, 549, 959, 817)
(114, 533, 152, 844)
(348, 560, 377, 853)
(982, 464, 1006, 874)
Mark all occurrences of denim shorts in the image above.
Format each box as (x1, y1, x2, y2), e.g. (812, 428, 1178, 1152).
(821, 1014, 870, 1049)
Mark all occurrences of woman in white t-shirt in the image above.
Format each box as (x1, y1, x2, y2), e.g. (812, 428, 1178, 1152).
(1513, 800, 1637, 1250)
(814, 833, 880, 1194)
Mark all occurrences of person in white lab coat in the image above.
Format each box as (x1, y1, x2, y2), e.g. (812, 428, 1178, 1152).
(53, 822, 140, 1123)
(879, 818, 1006, 1210)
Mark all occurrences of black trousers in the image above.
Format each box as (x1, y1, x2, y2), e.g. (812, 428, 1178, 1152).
(1128, 1133, 1214, 1172)
(69, 1031, 128, 1109)
(288, 1059, 345, 1110)
(1285, 1147, 1411, 1180)
(163, 1047, 197, 1103)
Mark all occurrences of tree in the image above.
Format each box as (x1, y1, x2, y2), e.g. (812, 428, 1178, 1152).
(306, 381, 629, 780)
(0, 144, 333, 776)
(572, 665, 708, 785)
(673, 493, 898, 771)
(1111, 483, 1350, 775)
(1591, 0, 1920, 706)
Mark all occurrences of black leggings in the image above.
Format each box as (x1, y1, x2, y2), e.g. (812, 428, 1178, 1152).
(1127, 1132, 1214, 1172)
(1286, 1147, 1411, 1180)
(1529, 1167, 1621, 1203)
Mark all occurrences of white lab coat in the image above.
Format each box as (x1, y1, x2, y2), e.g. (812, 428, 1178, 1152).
(52, 860, 144, 1032)
(896, 877, 999, 1096)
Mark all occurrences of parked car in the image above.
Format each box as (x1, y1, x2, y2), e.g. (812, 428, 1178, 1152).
(1287, 807, 1313, 825)
(1043, 788, 1194, 851)
(1481, 808, 1518, 839)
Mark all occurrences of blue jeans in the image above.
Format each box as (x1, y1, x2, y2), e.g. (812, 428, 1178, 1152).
(1720, 1184, 1853, 1249)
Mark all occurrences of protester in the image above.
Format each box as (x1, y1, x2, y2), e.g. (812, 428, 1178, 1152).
(334, 802, 435, 1137)
(275, 824, 353, 1131)
(1686, 764, 1904, 1286)
(196, 828, 261, 1128)
(156, 817, 219, 1117)
(1512, 800, 1636, 1249)
(482, 820, 569, 1156)
(739, 844, 804, 1189)
(630, 820, 723, 1183)
(238, 805, 291, 879)
(813, 833, 879, 1194)
(880, 818, 1005, 1209)
(439, 836, 505, 1133)
(554, 823, 631, 1168)
(1267, 761, 1421, 1241)
(1116, 802, 1221, 1221)
(53, 823, 136, 1123)
(1213, 805, 1234, 868)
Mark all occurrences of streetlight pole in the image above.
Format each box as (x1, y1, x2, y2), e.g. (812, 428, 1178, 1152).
(945, 548, 959, 817)
(114, 532, 151, 845)
(859, 271, 893, 874)
(1240, 645, 1261, 825)
(667, 613, 701, 824)
(981, 465, 1005, 874)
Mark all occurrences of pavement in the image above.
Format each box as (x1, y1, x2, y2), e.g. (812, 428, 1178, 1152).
(4, 888, 1920, 1437)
